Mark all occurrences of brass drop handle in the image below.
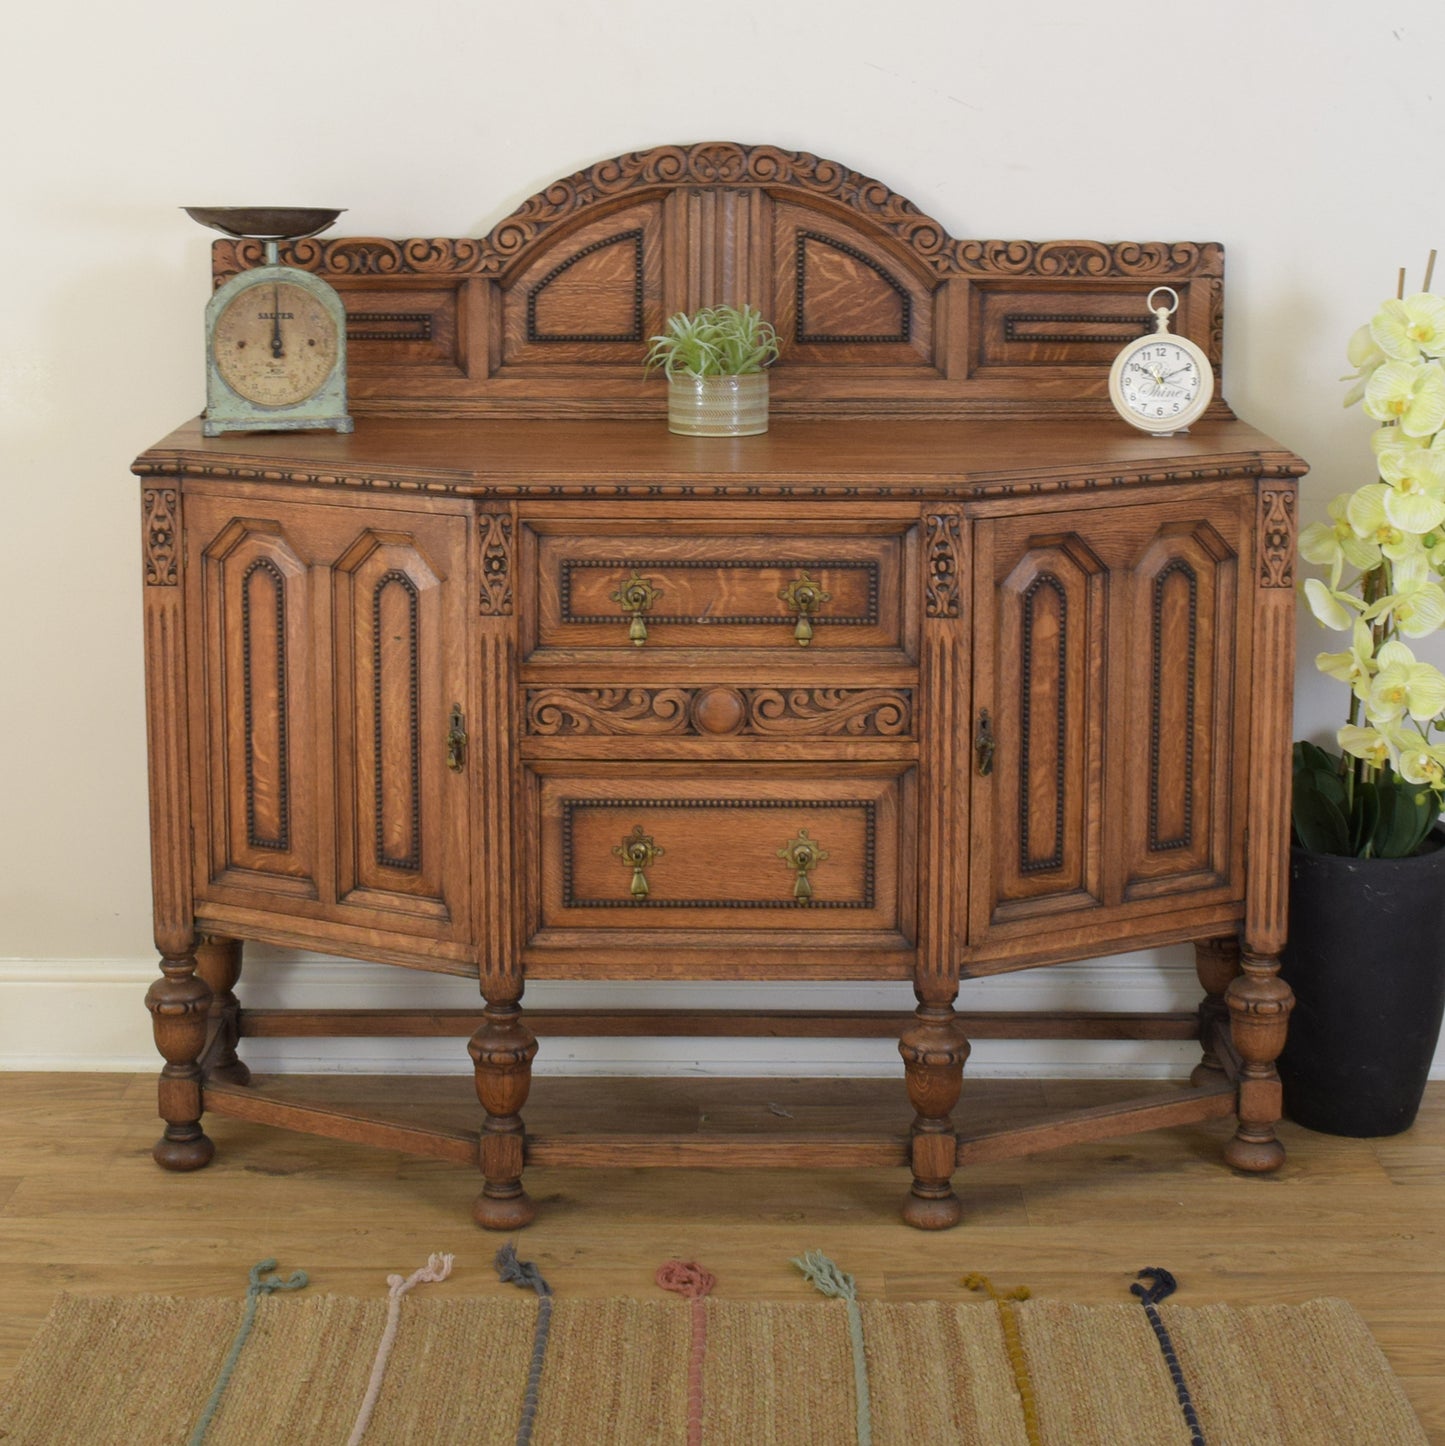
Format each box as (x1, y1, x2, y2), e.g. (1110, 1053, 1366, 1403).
(975, 709, 995, 777)
(613, 824, 664, 899)
(446, 704, 467, 773)
(779, 572, 831, 647)
(611, 571, 663, 647)
(778, 828, 829, 903)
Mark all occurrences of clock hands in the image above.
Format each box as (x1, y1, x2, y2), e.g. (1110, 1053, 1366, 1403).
(270, 284, 284, 359)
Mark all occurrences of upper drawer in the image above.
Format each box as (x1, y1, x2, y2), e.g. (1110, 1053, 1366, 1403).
(521, 516, 919, 657)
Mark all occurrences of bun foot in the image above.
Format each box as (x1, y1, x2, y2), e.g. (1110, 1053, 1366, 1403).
(1223, 1131, 1286, 1174)
(473, 1184, 536, 1231)
(902, 1188, 963, 1231)
(153, 1129, 215, 1172)
(1189, 1060, 1226, 1088)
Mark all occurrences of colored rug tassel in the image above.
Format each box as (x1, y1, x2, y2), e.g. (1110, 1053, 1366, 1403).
(1131, 1267, 1206, 1446)
(346, 1252, 454, 1446)
(656, 1261, 716, 1446)
(495, 1243, 554, 1446)
(963, 1274, 1041, 1446)
(792, 1251, 872, 1445)
(189, 1259, 308, 1446)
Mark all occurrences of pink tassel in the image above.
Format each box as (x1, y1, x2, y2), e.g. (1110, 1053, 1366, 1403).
(657, 1261, 716, 1446)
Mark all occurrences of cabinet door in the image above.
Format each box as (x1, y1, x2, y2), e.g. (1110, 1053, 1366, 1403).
(968, 487, 1253, 951)
(186, 494, 471, 941)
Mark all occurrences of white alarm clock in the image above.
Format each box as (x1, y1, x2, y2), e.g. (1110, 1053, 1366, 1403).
(1108, 286, 1213, 435)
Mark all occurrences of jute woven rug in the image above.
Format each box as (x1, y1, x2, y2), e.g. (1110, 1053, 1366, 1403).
(0, 1289, 1425, 1444)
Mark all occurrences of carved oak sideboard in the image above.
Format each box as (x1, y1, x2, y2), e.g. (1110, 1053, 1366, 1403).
(135, 144, 1305, 1229)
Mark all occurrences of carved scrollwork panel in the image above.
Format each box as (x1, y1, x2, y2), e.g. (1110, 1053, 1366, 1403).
(924, 513, 963, 618)
(143, 487, 180, 586)
(525, 686, 914, 738)
(1258, 486, 1296, 588)
(479, 509, 513, 615)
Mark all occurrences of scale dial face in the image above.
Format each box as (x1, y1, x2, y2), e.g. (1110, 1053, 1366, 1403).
(1109, 333, 1214, 434)
(212, 279, 341, 407)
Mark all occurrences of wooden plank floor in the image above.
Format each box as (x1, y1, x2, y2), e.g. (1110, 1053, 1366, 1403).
(1, 1072, 1441, 1440)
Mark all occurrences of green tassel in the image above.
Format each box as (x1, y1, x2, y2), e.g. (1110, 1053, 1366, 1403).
(189, 1260, 308, 1445)
(791, 1251, 870, 1444)
(791, 1249, 857, 1301)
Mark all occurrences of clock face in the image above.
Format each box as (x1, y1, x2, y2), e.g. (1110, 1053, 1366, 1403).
(213, 280, 340, 407)
(1111, 335, 1213, 432)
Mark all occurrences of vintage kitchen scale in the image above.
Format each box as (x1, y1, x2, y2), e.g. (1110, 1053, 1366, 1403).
(184, 206, 353, 436)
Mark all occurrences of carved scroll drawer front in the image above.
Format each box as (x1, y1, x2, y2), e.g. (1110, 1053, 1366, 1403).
(525, 521, 916, 655)
(531, 765, 911, 938)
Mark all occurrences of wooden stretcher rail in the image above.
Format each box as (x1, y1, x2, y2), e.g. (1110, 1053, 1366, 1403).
(238, 1007, 1201, 1042)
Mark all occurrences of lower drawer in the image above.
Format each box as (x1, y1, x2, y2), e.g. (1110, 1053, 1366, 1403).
(527, 763, 914, 944)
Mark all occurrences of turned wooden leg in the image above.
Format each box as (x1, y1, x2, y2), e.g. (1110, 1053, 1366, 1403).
(1223, 951, 1294, 1172)
(194, 935, 250, 1086)
(1191, 935, 1242, 1088)
(468, 998, 539, 1230)
(898, 1001, 971, 1230)
(146, 945, 214, 1171)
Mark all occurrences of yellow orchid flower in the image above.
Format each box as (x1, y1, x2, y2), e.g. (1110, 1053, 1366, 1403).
(1338, 723, 1402, 769)
(1371, 425, 1437, 467)
(1364, 640, 1445, 723)
(1342, 323, 1387, 407)
(1364, 359, 1445, 436)
(1315, 618, 1377, 702)
(1346, 482, 1427, 559)
(1300, 494, 1383, 585)
(1383, 448, 1445, 534)
(1370, 293, 1445, 362)
(1304, 577, 1363, 631)
(1396, 739, 1445, 788)
(1363, 577, 1445, 637)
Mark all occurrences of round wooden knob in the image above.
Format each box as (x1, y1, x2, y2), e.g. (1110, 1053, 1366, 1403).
(691, 686, 746, 735)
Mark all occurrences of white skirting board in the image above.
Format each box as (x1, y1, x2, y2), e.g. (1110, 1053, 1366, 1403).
(2, 944, 1441, 1078)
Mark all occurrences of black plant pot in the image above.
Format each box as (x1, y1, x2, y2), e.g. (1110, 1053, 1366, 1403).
(1279, 833, 1445, 1137)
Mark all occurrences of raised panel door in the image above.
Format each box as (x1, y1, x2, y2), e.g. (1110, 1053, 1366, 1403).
(191, 511, 319, 898)
(185, 494, 471, 941)
(331, 523, 470, 934)
(968, 486, 1254, 956)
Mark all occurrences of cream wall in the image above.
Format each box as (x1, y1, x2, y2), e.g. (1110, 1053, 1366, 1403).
(2, 0, 1442, 1072)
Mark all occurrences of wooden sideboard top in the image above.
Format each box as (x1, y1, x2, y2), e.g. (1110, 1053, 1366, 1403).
(134, 415, 1305, 499)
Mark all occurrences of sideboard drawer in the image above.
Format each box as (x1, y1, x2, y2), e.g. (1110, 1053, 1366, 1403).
(523, 519, 917, 656)
(529, 764, 912, 940)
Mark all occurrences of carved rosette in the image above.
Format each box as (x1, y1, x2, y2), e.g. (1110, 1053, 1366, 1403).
(525, 686, 913, 738)
(143, 487, 179, 586)
(924, 513, 963, 618)
(1258, 486, 1296, 588)
(478, 509, 513, 615)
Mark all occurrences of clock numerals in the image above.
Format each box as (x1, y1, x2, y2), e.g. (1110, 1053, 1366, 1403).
(1113, 335, 1210, 432)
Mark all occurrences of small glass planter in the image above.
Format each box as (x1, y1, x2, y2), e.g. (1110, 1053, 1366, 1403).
(667, 373, 769, 436)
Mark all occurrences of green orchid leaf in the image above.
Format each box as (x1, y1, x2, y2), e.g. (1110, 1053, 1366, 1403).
(1371, 775, 1435, 857)
(1352, 780, 1381, 855)
(1370, 781, 1396, 859)
(1294, 740, 1339, 776)
(1292, 779, 1352, 855)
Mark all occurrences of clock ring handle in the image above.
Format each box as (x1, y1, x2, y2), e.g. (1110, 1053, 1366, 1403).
(1146, 287, 1180, 330)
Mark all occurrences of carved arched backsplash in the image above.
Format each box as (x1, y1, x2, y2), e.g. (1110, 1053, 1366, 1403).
(212, 141, 1227, 420)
